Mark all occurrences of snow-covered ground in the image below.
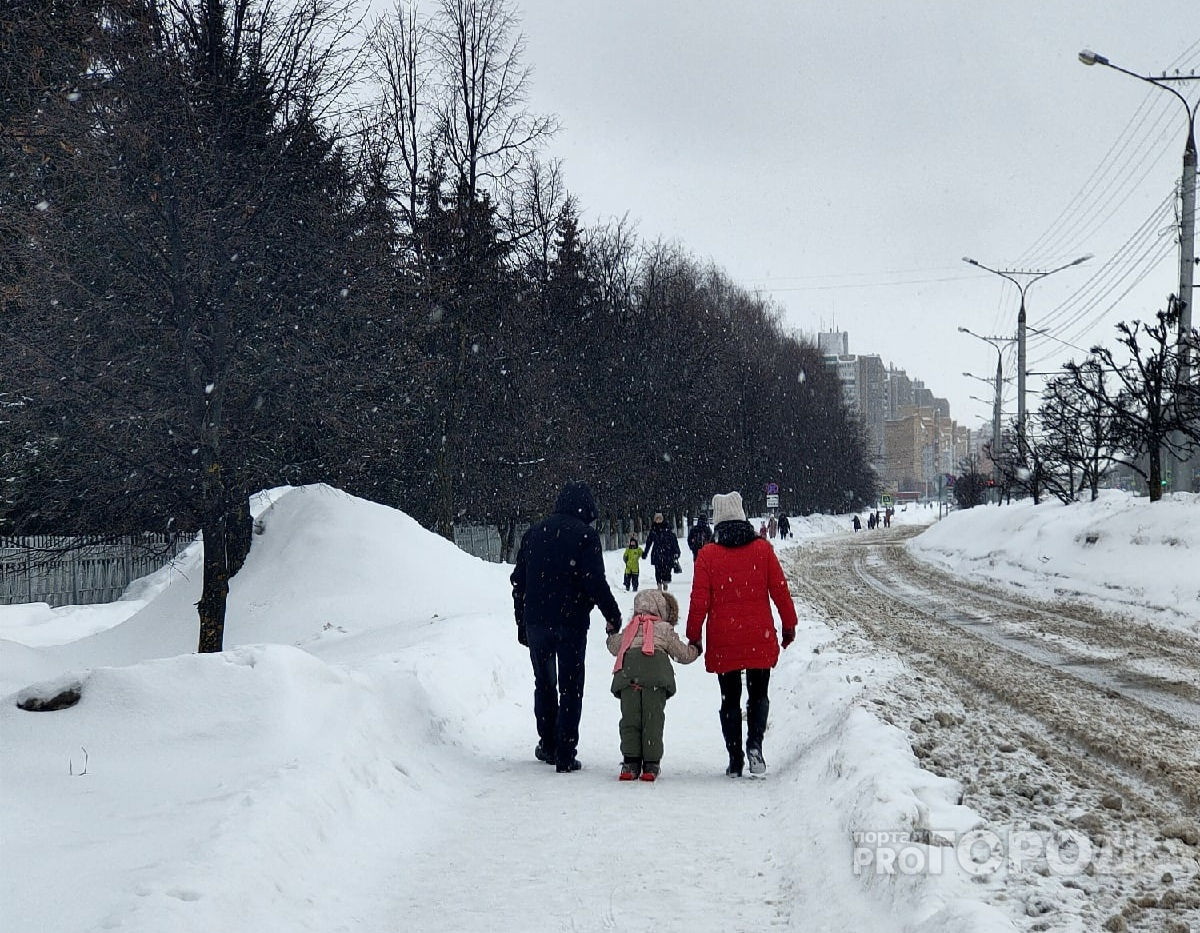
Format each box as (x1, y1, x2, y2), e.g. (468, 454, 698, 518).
(1, 486, 1195, 933)
(908, 490, 1200, 636)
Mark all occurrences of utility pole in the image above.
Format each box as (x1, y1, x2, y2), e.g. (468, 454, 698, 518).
(1080, 50, 1198, 492)
(962, 256, 1091, 454)
(959, 327, 1017, 500)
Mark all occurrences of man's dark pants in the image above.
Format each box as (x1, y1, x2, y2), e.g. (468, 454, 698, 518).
(528, 626, 588, 768)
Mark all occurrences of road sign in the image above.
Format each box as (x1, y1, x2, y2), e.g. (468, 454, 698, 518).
(766, 482, 779, 495)
(766, 495, 779, 509)
(881, 495, 893, 507)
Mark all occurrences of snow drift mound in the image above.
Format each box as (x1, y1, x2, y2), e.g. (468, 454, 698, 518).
(1, 484, 511, 677)
(908, 490, 1199, 628)
(225, 484, 508, 645)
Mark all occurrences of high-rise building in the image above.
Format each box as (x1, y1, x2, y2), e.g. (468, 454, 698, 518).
(817, 330, 961, 495)
(817, 331, 849, 358)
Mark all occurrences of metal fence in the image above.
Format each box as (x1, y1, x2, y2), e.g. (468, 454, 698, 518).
(453, 517, 682, 564)
(452, 525, 508, 564)
(0, 534, 190, 607)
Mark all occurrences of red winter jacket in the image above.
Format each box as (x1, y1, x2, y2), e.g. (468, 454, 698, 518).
(685, 522, 798, 674)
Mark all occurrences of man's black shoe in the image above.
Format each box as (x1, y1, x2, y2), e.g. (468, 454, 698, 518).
(555, 759, 582, 773)
(534, 742, 555, 764)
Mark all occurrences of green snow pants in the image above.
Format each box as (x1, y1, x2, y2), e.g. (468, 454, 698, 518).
(618, 683, 669, 763)
(611, 648, 676, 763)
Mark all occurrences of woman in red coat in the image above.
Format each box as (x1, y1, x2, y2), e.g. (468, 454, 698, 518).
(685, 491, 798, 777)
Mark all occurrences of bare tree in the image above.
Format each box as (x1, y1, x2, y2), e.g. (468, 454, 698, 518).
(365, 0, 435, 239)
(1039, 362, 1117, 502)
(585, 214, 642, 331)
(1074, 303, 1194, 502)
(431, 0, 557, 212)
(505, 156, 569, 285)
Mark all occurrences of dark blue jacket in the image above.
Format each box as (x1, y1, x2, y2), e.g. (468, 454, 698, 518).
(644, 522, 680, 569)
(511, 482, 621, 645)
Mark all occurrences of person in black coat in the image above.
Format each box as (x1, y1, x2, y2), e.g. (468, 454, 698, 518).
(686, 514, 713, 563)
(511, 481, 622, 773)
(644, 512, 681, 591)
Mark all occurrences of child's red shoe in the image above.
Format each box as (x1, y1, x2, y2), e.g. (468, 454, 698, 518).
(639, 762, 660, 782)
(618, 760, 640, 781)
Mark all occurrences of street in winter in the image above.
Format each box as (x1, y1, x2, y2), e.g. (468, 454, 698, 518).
(2, 486, 1198, 933)
(6, 0, 1200, 931)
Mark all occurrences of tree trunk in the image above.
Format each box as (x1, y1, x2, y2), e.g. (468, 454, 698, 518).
(197, 516, 230, 653)
(1148, 447, 1163, 502)
(434, 438, 455, 541)
(225, 497, 253, 578)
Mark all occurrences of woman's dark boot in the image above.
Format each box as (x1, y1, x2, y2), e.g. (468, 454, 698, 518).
(746, 697, 770, 775)
(720, 708, 744, 777)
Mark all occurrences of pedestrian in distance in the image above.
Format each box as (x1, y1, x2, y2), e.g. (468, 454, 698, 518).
(643, 512, 681, 592)
(622, 536, 642, 591)
(686, 491, 798, 778)
(607, 589, 701, 782)
(777, 513, 791, 539)
(852, 514, 862, 532)
(767, 515, 778, 539)
(511, 481, 623, 773)
(758, 520, 768, 539)
(686, 513, 713, 563)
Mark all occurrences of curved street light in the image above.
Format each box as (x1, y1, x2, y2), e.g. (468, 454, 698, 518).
(962, 255, 1091, 449)
(962, 371, 1011, 386)
(1079, 49, 1198, 491)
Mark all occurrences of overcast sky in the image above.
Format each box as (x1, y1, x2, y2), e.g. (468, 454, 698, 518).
(507, 0, 1200, 430)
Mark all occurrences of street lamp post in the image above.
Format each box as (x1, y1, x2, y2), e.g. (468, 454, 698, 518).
(962, 255, 1091, 452)
(1079, 49, 1198, 492)
(959, 327, 1014, 497)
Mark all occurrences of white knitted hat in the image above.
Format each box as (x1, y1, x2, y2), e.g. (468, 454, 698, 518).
(711, 491, 746, 525)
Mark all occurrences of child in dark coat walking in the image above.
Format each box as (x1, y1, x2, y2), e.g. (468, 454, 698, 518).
(607, 589, 700, 781)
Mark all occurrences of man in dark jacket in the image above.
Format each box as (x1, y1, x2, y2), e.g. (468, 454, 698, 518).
(686, 513, 713, 563)
(511, 481, 622, 773)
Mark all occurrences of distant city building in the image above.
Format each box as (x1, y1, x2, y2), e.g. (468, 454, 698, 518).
(887, 367, 914, 419)
(816, 330, 967, 497)
(817, 331, 849, 357)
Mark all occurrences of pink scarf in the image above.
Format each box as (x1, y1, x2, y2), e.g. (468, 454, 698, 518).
(612, 614, 657, 673)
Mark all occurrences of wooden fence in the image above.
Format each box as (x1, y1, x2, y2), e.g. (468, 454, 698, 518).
(0, 534, 190, 607)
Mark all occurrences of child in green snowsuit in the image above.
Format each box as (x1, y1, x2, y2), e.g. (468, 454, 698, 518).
(607, 589, 701, 781)
(621, 536, 642, 591)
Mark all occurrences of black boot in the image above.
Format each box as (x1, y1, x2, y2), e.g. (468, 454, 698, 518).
(719, 708, 744, 777)
(747, 696, 770, 776)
